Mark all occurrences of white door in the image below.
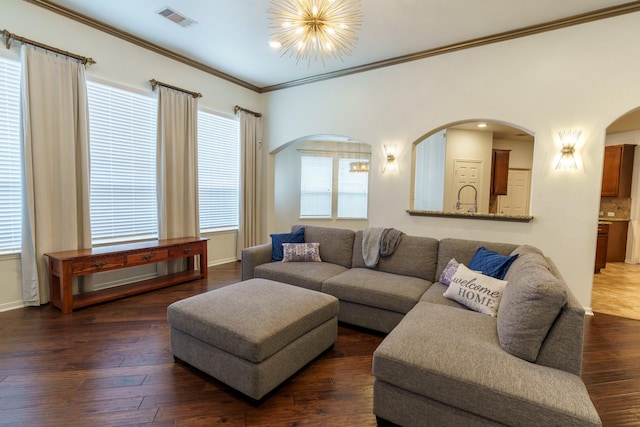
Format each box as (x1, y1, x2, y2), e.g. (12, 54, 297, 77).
(497, 169, 531, 216)
(453, 159, 483, 213)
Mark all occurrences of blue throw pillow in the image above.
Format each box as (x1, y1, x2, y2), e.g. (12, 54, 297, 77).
(468, 246, 518, 280)
(270, 228, 305, 261)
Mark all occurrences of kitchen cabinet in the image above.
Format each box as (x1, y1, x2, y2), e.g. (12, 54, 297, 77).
(606, 220, 629, 262)
(491, 149, 510, 195)
(595, 223, 609, 273)
(601, 144, 635, 197)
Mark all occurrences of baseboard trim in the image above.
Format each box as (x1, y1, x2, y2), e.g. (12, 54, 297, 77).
(0, 300, 26, 312)
(584, 307, 595, 316)
(208, 257, 238, 267)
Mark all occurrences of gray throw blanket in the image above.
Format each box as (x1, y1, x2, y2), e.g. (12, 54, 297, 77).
(362, 227, 404, 268)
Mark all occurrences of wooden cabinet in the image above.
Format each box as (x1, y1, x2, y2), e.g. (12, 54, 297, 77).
(491, 149, 510, 195)
(46, 237, 208, 314)
(595, 223, 609, 273)
(606, 220, 629, 262)
(601, 145, 635, 197)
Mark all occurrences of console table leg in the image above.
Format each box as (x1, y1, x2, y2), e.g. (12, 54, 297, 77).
(200, 246, 208, 279)
(60, 263, 74, 314)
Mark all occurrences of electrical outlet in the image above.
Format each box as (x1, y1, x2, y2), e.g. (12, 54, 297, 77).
(607, 212, 615, 217)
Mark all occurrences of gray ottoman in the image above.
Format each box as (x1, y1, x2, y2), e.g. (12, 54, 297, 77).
(167, 278, 339, 400)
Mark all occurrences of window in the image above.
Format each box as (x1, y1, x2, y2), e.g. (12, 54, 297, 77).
(337, 157, 369, 218)
(198, 110, 239, 232)
(0, 57, 21, 254)
(87, 81, 158, 245)
(300, 153, 369, 219)
(300, 155, 333, 218)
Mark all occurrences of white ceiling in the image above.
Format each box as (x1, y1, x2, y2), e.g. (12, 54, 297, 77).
(46, 0, 634, 90)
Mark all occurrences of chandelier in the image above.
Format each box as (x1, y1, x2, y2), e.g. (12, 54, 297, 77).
(268, 0, 362, 63)
(349, 161, 370, 173)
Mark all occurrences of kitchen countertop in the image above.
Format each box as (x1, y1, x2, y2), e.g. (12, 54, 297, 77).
(407, 209, 533, 222)
(598, 217, 630, 222)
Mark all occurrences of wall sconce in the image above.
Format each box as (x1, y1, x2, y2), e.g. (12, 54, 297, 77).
(383, 144, 398, 174)
(555, 130, 581, 170)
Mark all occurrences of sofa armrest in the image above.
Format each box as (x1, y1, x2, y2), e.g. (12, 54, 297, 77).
(241, 243, 272, 280)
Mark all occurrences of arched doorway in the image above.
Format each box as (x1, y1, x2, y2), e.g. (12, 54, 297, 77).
(591, 107, 640, 320)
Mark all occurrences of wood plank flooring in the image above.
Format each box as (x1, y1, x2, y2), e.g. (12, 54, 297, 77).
(592, 262, 640, 320)
(0, 261, 639, 426)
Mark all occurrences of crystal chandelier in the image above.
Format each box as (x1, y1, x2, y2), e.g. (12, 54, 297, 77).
(349, 161, 370, 173)
(268, 0, 362, 63)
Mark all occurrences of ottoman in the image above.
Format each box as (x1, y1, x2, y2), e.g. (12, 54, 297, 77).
(167, 278, 339, 400)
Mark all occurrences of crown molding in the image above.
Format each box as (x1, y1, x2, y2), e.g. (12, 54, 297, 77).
(26, 0, 640, 94)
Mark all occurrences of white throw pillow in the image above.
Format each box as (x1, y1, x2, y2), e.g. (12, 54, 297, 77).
(443, 263, 507, 317)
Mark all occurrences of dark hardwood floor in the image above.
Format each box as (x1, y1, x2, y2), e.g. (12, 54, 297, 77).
(0, 261, 639, 426)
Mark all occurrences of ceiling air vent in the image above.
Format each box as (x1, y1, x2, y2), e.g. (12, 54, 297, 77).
(157, 7, 197, 28)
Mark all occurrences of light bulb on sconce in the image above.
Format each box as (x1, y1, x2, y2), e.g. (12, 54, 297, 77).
(555, 130, 581, 170)
(383, 145, 398, 174)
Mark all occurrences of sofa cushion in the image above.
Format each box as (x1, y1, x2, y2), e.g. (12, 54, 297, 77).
(373, 302, 601, 427)
(282, 242, 321, 262)
(322, 268, 432, 314)
(443, 264, 507, 317)
(270, 228, 305, 262)
(468, 246, 518, 279)
(292, 225, 355, 268)
(352, 231, 439, 281)
(419, 282, 470, 310)
(498, 245, 567, 362)
(435, 238, 518, 283)
(254, 261, 348, 292)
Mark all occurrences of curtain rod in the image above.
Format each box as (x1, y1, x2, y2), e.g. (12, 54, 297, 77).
(1, 29, 96, 65)
(234, 105, 262, 118)
(149, 79, 202, 98)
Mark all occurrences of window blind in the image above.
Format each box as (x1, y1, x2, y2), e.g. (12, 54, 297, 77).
(0, 57, 21, 254)
(300, 155, 333, 218)
(197, 111, 240, 231)
(337, 157, 368, 219)
(87, 81, 158, 244)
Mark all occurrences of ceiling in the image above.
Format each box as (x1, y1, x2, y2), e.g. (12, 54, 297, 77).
(41, 0, 638, 91)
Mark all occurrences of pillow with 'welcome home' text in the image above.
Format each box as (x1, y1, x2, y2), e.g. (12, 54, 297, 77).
(443, 263, 507, 317)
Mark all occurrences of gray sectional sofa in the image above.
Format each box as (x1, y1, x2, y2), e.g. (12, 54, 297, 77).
(241, 225, 601, 426)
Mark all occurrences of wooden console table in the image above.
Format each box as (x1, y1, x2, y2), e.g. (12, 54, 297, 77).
(45, 237, 208, 314)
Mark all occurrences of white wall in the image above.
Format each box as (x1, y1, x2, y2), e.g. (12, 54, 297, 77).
(0, 1, 261, 310)
(263, 13, 640, 309)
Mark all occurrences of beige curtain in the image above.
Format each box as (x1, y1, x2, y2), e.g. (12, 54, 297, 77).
(156, 86, 199, 273)
(20, 45, 91, 305)
(237, 110, 263, 257)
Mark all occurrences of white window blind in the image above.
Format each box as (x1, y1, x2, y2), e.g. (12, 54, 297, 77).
(87, 81, 158, 244)
(300, 155, 333, 218)
(0, 57, 21, 254)
(337, 157, 368, 219)
(197, 111, 239, 232)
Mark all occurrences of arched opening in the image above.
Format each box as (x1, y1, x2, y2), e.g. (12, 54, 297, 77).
(592, 107, 640, 320)
(271, 134, 371, 232)
(410, 120, 534, 219)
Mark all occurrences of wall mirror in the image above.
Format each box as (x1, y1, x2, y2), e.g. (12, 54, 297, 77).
(409, 121, 534, 221)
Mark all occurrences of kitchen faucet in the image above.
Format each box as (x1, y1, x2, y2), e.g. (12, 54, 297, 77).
(456, 184, 478, 213)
